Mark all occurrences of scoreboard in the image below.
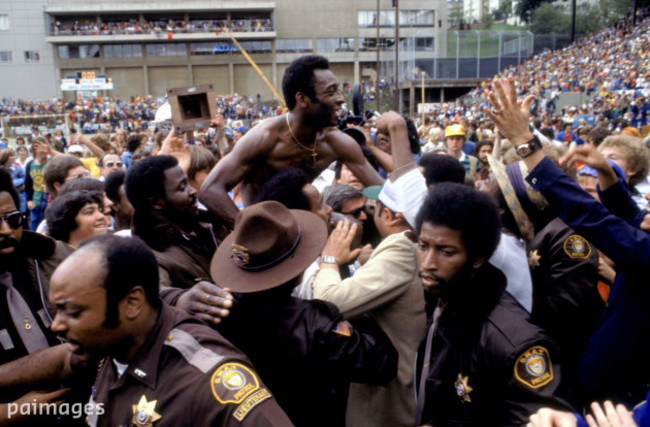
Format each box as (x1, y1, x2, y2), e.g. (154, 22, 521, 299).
(60, 71, 114, 91)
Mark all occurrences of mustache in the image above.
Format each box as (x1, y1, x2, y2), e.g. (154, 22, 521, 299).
(0, 237, 19, 250)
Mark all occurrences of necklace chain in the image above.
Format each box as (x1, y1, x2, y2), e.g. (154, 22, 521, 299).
(286, 114, 317, 163)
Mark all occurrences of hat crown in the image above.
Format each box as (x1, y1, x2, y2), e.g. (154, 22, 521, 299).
(230, 201, 301, 270)
(445, 124, 465, 137)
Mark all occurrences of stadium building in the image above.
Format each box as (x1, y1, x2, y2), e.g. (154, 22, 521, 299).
(0, 0, 447, 104)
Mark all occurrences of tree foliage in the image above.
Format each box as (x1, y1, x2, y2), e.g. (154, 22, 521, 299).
(529, 3, 570, 33)
(516, 0, 553, 23)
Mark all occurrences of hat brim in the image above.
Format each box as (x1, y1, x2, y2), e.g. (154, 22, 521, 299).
(210, 209, 327, 293)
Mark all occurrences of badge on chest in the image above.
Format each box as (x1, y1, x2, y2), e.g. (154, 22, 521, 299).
(132, 395, 161, 426)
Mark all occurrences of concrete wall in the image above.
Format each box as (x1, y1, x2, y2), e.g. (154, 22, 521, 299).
(0, 0, 58, 99)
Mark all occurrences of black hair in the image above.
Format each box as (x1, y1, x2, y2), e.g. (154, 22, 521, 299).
(0, 167, 20, 208)
(58, 177, 104, 197)
(404, 116, 421, 154)
(538, 127, 555, 141)
(126, 134, 143, 153)
(419, 153, 466, 186)
(282, 55, 330, 110)
(104, 170, 126, 204)
(43, 155, 84, 197)
(255, 168, 311, 211)
(125, 155, 178, 211)
(322, 184, 363, 213)
(78, 234, 160, 328)
(46, 190, 104, 243)
(415, 182, 501, 261)
(473, 140, 494, 158)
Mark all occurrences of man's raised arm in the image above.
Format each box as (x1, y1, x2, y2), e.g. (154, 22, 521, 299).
(333, 131, 384, 187)
(199, 129, 269, 228)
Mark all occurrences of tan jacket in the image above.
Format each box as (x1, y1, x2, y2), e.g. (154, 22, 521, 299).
(313, 232, 426, 427)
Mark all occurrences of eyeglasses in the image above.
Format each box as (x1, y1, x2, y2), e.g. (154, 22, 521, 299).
(104, 161, 124, 169)
(64, 170, 91, 182)
(0, 211, 22, 229)
(341, 206, 366, 219)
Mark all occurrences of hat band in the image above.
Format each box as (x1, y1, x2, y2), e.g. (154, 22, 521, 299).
(234, 228, 302, 272)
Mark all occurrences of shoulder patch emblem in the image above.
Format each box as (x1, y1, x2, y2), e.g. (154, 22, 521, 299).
(563, 235, 591, 260)
(332, 321, 352, 337)
(132, 395, 162, 426)
(455, 373, 473, 403)
(514, 346, 554, 389)
(211, 362, 260, 405)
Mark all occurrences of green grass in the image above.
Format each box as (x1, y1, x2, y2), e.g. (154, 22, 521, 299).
(446, 29, 530, 58)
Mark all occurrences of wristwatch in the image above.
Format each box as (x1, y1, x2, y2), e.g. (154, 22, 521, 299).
(515, 135, 543, 158)
(319, 256, 339, 266)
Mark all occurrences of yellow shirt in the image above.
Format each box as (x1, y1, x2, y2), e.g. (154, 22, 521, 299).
(80, 157, 101, 178)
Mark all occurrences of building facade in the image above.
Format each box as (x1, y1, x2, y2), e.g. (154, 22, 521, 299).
(0, 0, 447, 101)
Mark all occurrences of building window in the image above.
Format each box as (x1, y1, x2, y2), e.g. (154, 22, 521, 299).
(0, 51, 12, 62)
(358, 10, 395, 27)
(145, 43, 186, 56)
(238, 41, 272, 53)
(276, 39, 312, 53)
(317, 38, 355, 53)
(400, 10, 434, 27)
(24, 51, 40, 62)
(415, 37, 434, 51)
(0, 15, 9, 31)
(58, 45, 99, 59)
(358, 10, 433, 27)
(105, 44, 142, 58)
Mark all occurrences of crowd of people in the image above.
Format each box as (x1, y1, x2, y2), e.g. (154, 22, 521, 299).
(1, 5, 650, 427)
(51, 17, 274, 36)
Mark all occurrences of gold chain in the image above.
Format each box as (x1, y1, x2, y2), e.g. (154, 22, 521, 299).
(286, 114, 317, 163)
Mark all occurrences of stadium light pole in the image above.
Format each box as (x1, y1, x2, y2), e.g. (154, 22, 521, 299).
(376, 0, 380, 111)
(394, 0, 400, 112)
(570, 0, 576, 43)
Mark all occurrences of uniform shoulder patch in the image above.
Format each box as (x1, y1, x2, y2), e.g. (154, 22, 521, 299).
(211, 362, 261, 405)
(514, 346, 554, 389)
(332, 321, 352, 337)
(563, 234, 591, 260)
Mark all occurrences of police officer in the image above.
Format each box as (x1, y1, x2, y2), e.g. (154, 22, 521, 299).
(48, 234, 292, 427)
(414, 183, 573, 425)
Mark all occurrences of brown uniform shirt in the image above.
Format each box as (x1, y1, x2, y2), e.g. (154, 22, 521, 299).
(87, 303, 293, 427)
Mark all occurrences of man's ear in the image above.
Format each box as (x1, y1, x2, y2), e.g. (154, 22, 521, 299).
(120, 286, 147, 320)
(388, 211, 407, 227)
(53, 182, 62, 193)
(295, 92, 310, 108)
(149, 196, 165, 212)
(471, 256, 486, 269)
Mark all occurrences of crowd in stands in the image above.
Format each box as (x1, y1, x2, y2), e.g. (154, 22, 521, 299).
(50, 17, 274, 36)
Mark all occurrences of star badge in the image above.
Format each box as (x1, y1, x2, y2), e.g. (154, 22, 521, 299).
(132, 395, 162, 426)
(528, 250, 541, 268)
(455, 373, 473, 403)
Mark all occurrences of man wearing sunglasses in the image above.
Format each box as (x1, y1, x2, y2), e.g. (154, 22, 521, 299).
(0, 168, 73, 404)
(98, 153, 124, 180)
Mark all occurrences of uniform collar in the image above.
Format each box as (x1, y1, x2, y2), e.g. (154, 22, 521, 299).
(112, 303, 176, 390)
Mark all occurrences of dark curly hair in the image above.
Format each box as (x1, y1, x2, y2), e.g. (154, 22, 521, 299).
(415, 182, 501, 262)
(0, 167, 19, 208)
(46, 190, 104, 243)
(419, 153, 466, 186)
(255, 168, 311, 211)
(282, 55, 330, 110)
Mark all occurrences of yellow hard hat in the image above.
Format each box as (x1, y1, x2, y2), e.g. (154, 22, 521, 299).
(445, 124, 465, 138)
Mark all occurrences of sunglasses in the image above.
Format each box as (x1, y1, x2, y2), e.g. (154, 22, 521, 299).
(104, 161, 124, 168)
(64, 170, 91, 182)
(341, 206, 366, 219)
(0, 211, 22, 229)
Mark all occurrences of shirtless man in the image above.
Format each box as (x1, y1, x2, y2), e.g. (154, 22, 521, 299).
(199, 55, 383, 228)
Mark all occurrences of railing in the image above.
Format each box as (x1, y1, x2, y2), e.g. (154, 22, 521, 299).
(49, 19, 274, 36)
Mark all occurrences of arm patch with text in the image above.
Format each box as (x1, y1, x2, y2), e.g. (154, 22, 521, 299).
(514, 346, 554, 389)
(210, 362, 272, 422)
